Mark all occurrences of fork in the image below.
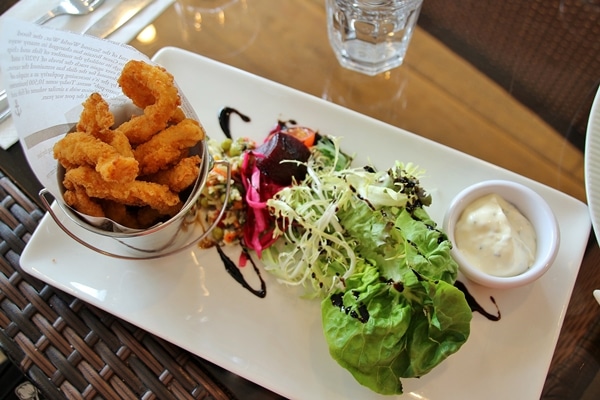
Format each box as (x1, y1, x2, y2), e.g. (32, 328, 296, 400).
(34, 0, 106, 25)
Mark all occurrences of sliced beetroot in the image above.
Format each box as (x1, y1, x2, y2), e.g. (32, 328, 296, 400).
(255, 132, 311, 185)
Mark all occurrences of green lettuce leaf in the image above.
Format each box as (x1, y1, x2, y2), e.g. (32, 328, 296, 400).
(338, 202, 458, 285)
(322, 265, 472, 395)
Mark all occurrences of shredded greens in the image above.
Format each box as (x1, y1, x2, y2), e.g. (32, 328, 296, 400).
(262, 136, 436, 297)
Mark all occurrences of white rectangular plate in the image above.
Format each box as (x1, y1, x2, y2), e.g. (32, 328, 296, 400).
(21, 47, 591, 399)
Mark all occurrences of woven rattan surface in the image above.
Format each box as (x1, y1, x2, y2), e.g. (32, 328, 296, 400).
(0, 171, 233, 400)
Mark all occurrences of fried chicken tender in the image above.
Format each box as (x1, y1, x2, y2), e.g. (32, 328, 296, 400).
(102, 200, 142, 229)
(63, 187, 105, 217)
(144, 155, 202, 192)
(115, 60, 181, 145)
(136, 205, 181, 228)
(77, 93, 134, 158)
(169, 107, 187, 125)
(64, 165, 182, 214)
(54, 131, 139, 183)
(134, 118, 205, 175)
(53, 61, 204, 229)
(77, 92, 114, 134)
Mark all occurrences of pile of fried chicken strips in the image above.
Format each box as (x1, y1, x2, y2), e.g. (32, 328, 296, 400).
(53, 60, 205, 229)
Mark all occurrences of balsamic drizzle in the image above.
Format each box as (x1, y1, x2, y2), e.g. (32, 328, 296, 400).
(219, 107, 250, 139)
(330, 292, 370, 323)
(330, 278, 501, 324)
(216, 245, 266, 298)
(215, 107, 268, 298)
(455, 280, 501, 321)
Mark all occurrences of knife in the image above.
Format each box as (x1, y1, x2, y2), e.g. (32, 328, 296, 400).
(83, 0, 155, 39)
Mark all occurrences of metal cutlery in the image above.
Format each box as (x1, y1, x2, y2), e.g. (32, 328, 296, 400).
(83, 0, 155, 39)
(0, 91, 8, 124)
(34, 0, 106, 25)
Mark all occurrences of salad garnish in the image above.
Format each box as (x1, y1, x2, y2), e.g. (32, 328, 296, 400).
(198, 120, 472, 395)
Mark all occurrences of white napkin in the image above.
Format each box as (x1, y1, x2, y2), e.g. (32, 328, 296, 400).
(0, 0, 175, 150)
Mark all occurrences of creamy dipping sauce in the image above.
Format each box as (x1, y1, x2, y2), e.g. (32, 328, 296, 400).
(454, 193, 537, 277)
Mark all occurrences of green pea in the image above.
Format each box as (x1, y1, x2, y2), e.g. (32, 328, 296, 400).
(229, 141, 242, 157)
(212, 226, 224, 241)
(221, 138, 232, 152)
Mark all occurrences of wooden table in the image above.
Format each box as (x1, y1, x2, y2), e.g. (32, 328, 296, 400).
(0, 0, 597, 398)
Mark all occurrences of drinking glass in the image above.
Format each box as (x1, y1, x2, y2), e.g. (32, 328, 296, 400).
(326, 0, 424, 75)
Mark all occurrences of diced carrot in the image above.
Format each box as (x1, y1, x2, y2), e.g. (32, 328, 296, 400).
(231, 201, 244, 210)
(224, 230, 238, 243)
(285, 126, 316, 147)
(209, 168, 228, 179)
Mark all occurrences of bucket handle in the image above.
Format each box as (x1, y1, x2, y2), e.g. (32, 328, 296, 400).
(39, 159, 232, 260)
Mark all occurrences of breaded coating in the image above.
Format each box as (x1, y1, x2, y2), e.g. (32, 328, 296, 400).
(115, 60, 181, 145)
(134, 119, 205, 175)
(144, 155, 202, 192)
(54, 131, 139, 183)
(168, 107, 187, 125)
(77, 93, 134, 157)
(102, 200, 142, 229)
(64, 165, 182, 214)
(136, 205, 181, 228)
(77, 92, 114, 134)
(63, 187, 105, 217)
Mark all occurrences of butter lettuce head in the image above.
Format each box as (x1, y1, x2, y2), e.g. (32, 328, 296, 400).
(323, 195, 472, 395)
(322, 264, 472, 395)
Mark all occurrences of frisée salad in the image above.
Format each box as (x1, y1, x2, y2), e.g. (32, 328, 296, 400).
(198, 122, 472, 395)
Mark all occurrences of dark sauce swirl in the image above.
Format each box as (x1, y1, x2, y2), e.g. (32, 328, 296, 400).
(455, 280, 501, 321)
(216, 245, 266, 298)
(215, 107, 267, 298)
(219, 107, 251, 139)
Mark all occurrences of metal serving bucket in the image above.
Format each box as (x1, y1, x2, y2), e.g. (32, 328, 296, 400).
(40, 137, 231, 260)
